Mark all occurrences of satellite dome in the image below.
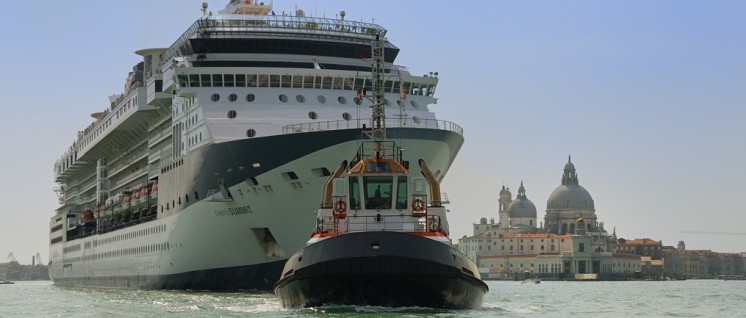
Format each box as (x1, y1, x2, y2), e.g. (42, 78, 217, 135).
(507, 182, 536, 218)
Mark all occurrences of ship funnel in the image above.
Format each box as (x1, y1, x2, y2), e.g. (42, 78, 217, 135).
(418, 159, 442, 206)
(321, 160, 348, 207)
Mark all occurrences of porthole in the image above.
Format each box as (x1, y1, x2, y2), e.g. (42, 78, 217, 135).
(410, 100, 419, 108)
(342, 112, 352, 121)
(246, 94, 256, 102)
(413, 116, 422, 124)
(338, 96, 347, 104)
(246, 128, 256, 138)
(227, 110, 237, 119)
(296, 95, 305, 103)
(210, 94, 220, 102)
(354, 97, 362, 105)
(279, 94, 288, 102)
(317, 95, 326, 103)
(228, 93, 238, 102)
(308, 111, 318, 120)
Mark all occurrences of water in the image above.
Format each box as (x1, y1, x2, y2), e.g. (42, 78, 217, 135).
(2, 280, 744, 317)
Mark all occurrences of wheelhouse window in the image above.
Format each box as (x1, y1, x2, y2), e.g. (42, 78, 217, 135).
(396, 176, 407, 209)
(348, 176, 360, 210)
(363, 176, 393, 210)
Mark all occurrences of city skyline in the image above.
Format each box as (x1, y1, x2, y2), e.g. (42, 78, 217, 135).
(1, 0, 745, 264)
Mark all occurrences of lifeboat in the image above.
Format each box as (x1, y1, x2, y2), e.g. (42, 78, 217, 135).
(150, 182, 158, 201)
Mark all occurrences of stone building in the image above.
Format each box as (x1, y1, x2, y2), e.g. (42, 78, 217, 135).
(458, 157, 637, 280)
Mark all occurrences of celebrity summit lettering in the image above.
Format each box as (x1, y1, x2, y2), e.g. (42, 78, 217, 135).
(214, 206, 253, 216)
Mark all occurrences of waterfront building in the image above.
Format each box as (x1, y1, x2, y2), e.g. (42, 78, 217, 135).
(661, 241, 745, 279)
(616, 238, 664, 279)
(459, 157, 638, 280)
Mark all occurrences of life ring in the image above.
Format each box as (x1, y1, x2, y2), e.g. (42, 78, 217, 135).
(411, 198, 425, 212)
(333, 199, 347, 217)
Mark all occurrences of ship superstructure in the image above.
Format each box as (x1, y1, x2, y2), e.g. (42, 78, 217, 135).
(49, 1, 463, 289)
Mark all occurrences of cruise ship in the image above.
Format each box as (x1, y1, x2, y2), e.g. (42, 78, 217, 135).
(49, 0, 464, 290)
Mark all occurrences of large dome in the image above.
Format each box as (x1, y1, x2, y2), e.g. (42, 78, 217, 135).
(546, 183, 595, 211)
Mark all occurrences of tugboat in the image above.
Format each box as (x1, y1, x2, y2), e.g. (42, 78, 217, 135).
(273, 33, 488, 309)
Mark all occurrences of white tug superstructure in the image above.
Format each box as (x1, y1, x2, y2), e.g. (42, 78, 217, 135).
(49, 0, 463, 289)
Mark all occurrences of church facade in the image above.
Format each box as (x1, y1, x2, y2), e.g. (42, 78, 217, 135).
(458, 157, 640, 280)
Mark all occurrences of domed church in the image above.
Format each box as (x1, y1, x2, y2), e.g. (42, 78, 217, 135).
(498, 182, 538, 234)
(544, 156, 600, 235)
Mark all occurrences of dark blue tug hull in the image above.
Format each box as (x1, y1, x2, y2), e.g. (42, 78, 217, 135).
(274, 231, 488, 309)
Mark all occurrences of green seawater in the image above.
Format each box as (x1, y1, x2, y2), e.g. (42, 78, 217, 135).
(1, 280, 744, 317)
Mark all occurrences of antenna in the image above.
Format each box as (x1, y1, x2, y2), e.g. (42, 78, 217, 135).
(369, 32, 386, 159)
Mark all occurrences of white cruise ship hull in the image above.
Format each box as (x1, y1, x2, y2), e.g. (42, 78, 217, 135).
(49, 127, 462, 289)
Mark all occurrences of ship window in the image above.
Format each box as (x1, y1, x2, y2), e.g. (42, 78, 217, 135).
(322, 77, 333, 89)
(228, 110, 237, 118)
(314, 76, 323, 89)
(246, 94, 255, 102)
(201, 74, 211, 87)
(311, 167, 331, 177)
(354, 97, 362, 105)
(246, 129, 256, 138)
(303, 75, 314, 88)
(308, 111, 318, 120)
(410, 100, 419, 109)
(412, 116, 421, 124)
(333, 77, 345, 90)
(279, 94, 288, 103)
(364, 176, 393, 210)
(282, 172, 299, 180)
(348, 176, 360, 210)
(189, 74, 200, 87)
(224, 74, 235, 87)
(270, 75, 280, 88)
(342, 112, 351, 121)
(212, 74, 223, 87)
(338, 96, 347, 104)
(296, 95, 305, 103)
(211, 94, 220, 102)
(247, 74, 258, 87)
(396, 176, 408, 209)
(281, 75, 291, 88)
(317, 95, 326, 103)
(258, 75, 269, 87)
(292, 75, 303, 88)
(235, 74, 246, 87)
(228, 94, 238, 102)
(178, 75, 188, 87)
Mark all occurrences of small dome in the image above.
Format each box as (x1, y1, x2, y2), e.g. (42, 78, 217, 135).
(577, 218, 585, 225)
(508, 197, 537, 218)
(508, 182, 536, 218)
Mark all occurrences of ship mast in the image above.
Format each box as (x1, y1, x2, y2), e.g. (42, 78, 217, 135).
(365, 32, 387, 160)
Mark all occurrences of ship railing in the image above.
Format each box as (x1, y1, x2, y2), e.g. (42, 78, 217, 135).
(161, 15, 384, 70)
(282, 118, 463, 136)
(320, 214, 444, 234)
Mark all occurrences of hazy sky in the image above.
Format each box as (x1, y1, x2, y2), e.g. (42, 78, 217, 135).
(1, 1, 744, 264)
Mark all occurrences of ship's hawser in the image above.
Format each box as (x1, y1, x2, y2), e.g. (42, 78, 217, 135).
(49, 0, 463, 290)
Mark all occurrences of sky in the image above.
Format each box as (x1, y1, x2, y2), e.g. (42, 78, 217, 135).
(1, 1, 745, 265)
